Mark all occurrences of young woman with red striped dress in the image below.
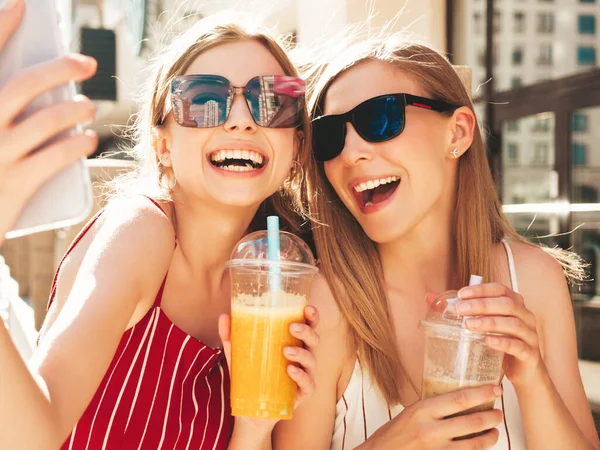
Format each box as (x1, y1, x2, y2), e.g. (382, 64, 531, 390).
(0, 10, 320, 450)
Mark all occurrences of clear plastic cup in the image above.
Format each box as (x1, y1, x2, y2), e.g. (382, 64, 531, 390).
(226, 230, 318, 420)
(421, 291, 505, 438)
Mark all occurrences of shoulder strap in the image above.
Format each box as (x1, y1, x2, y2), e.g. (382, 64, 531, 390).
(143, 195, 168, 218)
(141, 196, 176, 308)
(46, 207, 106, 311)
(501, 239, 519, 293)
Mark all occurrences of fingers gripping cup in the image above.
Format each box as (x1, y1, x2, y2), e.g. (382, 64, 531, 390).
(421, 277, 505, 438)
(226, 217, 318, 420)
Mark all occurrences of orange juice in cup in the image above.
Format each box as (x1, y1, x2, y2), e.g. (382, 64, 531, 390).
(226, 225, 317, 420)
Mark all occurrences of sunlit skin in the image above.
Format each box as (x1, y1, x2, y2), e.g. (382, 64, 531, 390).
(322, 59, 471, 246)
(157, 40, 298, 211)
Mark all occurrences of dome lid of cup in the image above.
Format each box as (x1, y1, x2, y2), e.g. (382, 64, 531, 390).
(226, 230, 318, 274)
(421, 290, 502, 338)
(423, 291, 465, 328)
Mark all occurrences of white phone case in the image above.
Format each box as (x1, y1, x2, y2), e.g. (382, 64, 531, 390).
(0, 0, 93, 239)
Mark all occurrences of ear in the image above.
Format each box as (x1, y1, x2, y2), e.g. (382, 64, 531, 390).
(152, 126, 172, 168)
(446, 106, 476, 160)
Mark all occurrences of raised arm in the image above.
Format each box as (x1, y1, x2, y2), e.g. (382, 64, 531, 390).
(1, 197, 175, 449)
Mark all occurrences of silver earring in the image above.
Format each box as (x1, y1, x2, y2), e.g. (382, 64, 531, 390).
(451, 148, 460, 158)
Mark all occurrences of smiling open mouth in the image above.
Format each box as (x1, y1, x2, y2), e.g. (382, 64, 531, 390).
(209, 150, 266, 172)
(353, 176, 401, 207)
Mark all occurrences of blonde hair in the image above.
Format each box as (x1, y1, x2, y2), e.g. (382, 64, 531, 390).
(108, 14, 310, 232)
(307, 37, 586, 405)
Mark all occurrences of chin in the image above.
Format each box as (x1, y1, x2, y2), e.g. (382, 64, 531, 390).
(355, 211, 413, 244)
(360, 224, 403, 244)
(214, 192, 270, 208)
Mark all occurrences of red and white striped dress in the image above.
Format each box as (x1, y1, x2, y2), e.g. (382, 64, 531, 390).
(44, 199, 233, 450)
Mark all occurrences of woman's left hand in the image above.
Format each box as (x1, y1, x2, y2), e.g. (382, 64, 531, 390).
(454, 283, 545, 388)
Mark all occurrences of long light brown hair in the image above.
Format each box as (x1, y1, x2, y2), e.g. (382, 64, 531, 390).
(306, 37, 586, 405)
(108, 13, 311, 233)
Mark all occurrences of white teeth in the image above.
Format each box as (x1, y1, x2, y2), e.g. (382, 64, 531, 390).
(221, 165, 253, 172)
(353, 176, 400, 193)
(209, 149, 266, 168)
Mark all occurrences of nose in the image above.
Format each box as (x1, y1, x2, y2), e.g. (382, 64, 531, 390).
(338, 123, 374, 166)
(224, 91, 257, 133)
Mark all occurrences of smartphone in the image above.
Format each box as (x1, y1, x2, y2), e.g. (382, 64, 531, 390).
(0, 0, 93, 239)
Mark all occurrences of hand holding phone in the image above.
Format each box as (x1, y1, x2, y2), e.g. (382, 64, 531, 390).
(0, 0, 98, 243)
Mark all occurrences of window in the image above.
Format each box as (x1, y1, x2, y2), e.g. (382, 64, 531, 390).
(573, 113, 588, 131)
(573, 185, 598, 203)
(572, 143, 588, 166)
(579, 15, 596, 34)
(578, 46, 597, 65)
(512, 47, 524, 65)
(506, 120, 520, 132)
(538, 43, 553, 65)
(507, 143, 519, 163)
(580, 0, 596, 4)
(514, 12, 525, 33)
(511, 77, 523, 88)
(533, 116, 551, 132)
(533, 143, 550, 164)
(537, 12, 555, 33)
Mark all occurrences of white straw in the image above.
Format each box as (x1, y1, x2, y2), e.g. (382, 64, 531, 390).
(453, 275, 483, 384)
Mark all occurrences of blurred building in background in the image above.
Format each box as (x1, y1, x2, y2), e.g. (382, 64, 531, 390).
(1, 0, 599, 432)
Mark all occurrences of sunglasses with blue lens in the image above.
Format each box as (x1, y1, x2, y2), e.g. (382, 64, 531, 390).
(170, 74, 306, 129)
(311, 93, 460, 162)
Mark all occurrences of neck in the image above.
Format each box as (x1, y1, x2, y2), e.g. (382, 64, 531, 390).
(378, 198, 459, 295)
(170, 190, 259, 276)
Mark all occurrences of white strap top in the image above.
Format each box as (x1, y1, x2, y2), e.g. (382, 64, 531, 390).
(331, 240, 527, 450)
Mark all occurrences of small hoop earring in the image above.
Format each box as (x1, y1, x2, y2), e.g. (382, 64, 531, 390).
(158, 153, 170, 166)
(158, 171, 177, 191)
(290, 159, 304, 182)
(157, 158, 176, 191)
(451, 148, 460, 158)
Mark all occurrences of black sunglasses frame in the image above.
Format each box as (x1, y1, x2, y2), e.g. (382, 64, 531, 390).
(311, 93, 460, 162)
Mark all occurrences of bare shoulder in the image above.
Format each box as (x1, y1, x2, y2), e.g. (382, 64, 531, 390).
(60, 196, 174, 277)
(309, 270, 346, 334)
(507, 240, 571, 330)
(41, 196, 174, 335)
(47, 196, 174, 322)
(508, 240, 568, 289)
(101, 195, 175, 239)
